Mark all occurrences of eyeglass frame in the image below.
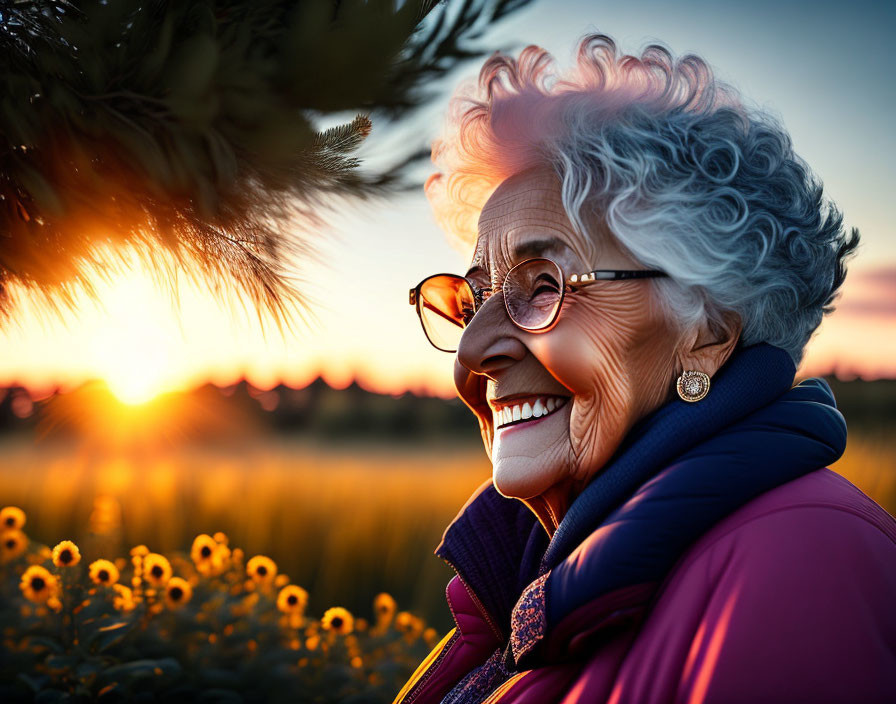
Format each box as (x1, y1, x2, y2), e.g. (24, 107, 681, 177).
(408, 257, 669, 352)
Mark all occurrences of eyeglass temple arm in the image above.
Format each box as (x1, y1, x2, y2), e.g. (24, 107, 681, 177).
(567, 270, 668, 285)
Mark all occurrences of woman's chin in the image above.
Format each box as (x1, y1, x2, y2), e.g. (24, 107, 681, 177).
(492, 462, 549, 500)
(489, 401, 571, 494)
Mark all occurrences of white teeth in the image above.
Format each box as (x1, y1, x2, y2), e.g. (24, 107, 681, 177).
(495, 396, 568, 427)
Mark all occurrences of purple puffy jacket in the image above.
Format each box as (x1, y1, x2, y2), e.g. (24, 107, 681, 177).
(393, 345, 896, 704)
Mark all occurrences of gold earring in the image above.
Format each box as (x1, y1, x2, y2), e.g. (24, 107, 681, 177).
(677, 370, 710, 402)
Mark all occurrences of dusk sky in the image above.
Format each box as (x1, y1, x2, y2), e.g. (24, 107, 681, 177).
(1, 0, 893, 402)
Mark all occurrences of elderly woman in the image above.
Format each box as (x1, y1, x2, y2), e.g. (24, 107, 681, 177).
(396, 34, 896, 704)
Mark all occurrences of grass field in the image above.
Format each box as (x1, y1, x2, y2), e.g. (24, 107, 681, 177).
(1, 429, 893, 636)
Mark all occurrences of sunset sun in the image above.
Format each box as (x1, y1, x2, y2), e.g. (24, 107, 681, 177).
(86, 271, 180, 405)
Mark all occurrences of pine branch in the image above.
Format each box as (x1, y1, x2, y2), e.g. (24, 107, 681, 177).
(0, 0, 534, 331)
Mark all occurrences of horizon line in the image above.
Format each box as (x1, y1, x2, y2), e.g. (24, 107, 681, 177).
(2, 365, 895, 405)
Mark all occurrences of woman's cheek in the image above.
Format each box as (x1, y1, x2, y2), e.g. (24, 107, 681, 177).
(567, 380, 632, 479)
(453, 358, 492, 452)
(568, 395, 601, 479)
(532, 297, 642, 479)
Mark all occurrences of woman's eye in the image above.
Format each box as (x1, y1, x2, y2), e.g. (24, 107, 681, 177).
(532, 273, 560, 293)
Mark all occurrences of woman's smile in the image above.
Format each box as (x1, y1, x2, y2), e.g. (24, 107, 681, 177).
(491, 394, 570, 430)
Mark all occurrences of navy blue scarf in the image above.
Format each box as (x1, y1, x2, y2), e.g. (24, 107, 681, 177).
(434, 342, 847, 645)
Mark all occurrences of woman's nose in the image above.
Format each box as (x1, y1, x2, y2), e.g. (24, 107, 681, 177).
(455, 293, 527, 376)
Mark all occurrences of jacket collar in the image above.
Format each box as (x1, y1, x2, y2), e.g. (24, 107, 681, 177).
(434, 343, 847, 648)
(433, 473, 542, 642)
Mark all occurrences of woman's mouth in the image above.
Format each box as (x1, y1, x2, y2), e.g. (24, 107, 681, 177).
(492, 395, 570, 430)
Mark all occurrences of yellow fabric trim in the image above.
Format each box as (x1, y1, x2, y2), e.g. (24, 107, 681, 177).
(392, 627, 459, 704)
(481, 670, 533, 704)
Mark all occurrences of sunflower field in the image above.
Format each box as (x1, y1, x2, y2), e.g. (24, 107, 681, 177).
(1, 506, 439, 703)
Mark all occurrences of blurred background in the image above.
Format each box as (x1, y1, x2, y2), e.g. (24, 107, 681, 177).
(1, 0, 894, 637)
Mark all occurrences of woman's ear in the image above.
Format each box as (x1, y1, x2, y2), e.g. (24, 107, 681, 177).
(675, 309, 742, 379)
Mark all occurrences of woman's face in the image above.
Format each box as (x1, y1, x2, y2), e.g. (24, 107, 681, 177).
(455, 167, 683, 508)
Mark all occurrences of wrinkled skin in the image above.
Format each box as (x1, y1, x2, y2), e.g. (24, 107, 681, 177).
(455, 167, 741, 536)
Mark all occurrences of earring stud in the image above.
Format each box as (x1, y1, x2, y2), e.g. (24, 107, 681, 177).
(677, 370, 710, 402)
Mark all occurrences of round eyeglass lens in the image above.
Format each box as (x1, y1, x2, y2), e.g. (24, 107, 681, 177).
(503, 258, 564, 330)
(418, 275, 475, 352)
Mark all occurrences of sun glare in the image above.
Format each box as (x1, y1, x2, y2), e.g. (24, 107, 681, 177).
(106, 364, 168, 405)
(85, 268, 180, 405)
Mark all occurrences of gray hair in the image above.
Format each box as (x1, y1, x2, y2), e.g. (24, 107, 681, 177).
(426, 33, 860, 366)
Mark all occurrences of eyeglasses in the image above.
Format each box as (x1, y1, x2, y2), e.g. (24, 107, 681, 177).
(409, 257, 668, 352)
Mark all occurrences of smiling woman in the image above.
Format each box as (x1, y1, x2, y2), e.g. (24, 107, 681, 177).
(456, 167, 697, 533)
(397, 32, 896, 704)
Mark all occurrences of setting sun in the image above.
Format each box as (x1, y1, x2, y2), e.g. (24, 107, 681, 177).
(83, 267, 180, 405)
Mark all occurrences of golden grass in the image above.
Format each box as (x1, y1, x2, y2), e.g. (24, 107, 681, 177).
(830, 430, 896, 516)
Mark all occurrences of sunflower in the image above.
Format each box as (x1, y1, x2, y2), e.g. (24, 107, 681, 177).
(0, 506, 25, 530)
(374, 592, 397, 624)
(213, 543, 232, 569)
(321, 606, 354, 635)
(143, 553, 172, 587)
(246, 555, 277, 585)
(20, 565, 58, 603)
(1, 529, 27, 563)
(204, 543, 231, 577)
(396, 611, 424, 640)
(112, 583, 136, 612)
(51, 540, 81, 568)
(192, 534, 230, 576)
(395, 610, 412, 631)
(190, 534, 216, 565)
(277, 585, 309, 615)
(88, 559, 119, 586)
(164, 577, 193, 609)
